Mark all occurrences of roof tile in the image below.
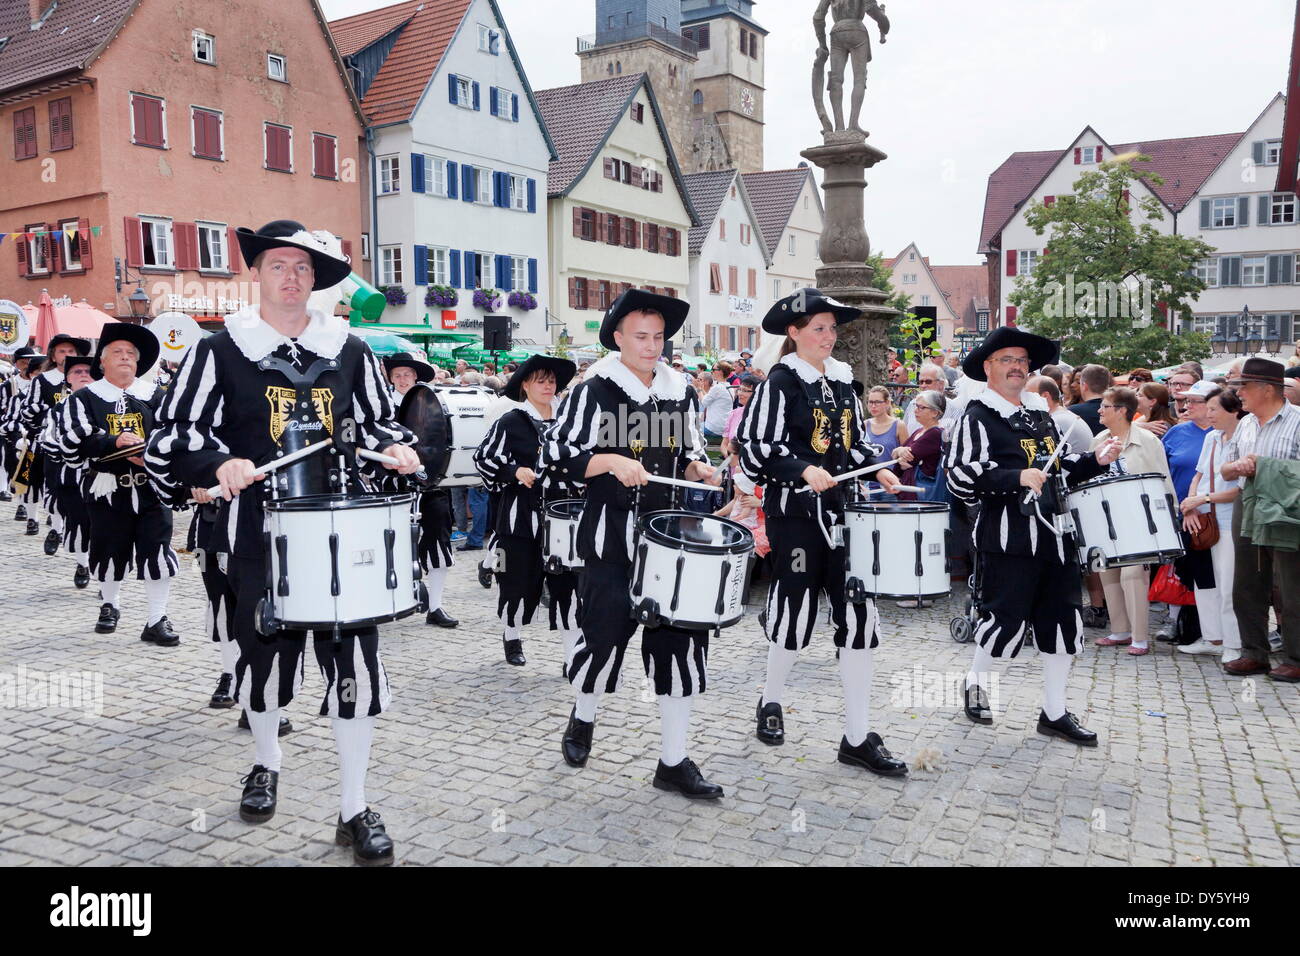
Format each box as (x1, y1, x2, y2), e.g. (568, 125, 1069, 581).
(0, 0, 137, 96)
(683, 169, 735, 254)
(741, 168, 812, 260)
(535, 73, 643, 196)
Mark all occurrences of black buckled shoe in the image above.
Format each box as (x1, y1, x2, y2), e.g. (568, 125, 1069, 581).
(238, 765, 278, 823)
(336, 808, 395, 866)
(838, 733, 909, 777)
(14, 503, 26, 520)
(72, 565, 89, 590)
(503, 635, 526, 666)
(0, 490, 11, 502)
(43, 529, 61, 555)
(236, 711, 294, 736)
(1036, 710, 1098, 747)
(94, 603, 119, 634)
(653, 757, 724, 799)
(140, 616, 180, 647)
(964, 683, 994, 725)
(426, 608, 459, 628)
(210, 673, 236, 709)
(25, 517, 39, 535)
(756, 697, 784, 745)
(561, 707, 594, 768)
(478, 561, 493, 589)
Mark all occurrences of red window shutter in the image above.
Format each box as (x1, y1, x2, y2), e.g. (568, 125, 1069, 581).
(15, 231, 28, 275)
(46, 224, 62, 273)
(728, 265, 738, 295)
(568, 277, 578, 308)
(631, 166, 642, 188)
(1005, 305, 1018, 326)
(747, 268, 756, 297)
(572, 207, 582, 238)
(131, 95, 145, 143)
(145, 98, 163, 147)
(594, 211, 605, 237)
(1006, 250, 1017, 276)
(76, 217, 93, 270)
(175, 222, 198, 270)
(1122, 189, 1131, 206)
(192, 110, 206, 157)
(49, 99, 73, 150)
(14, 107, 36, 159)
(673, 229, 682, 256)
(124, 216, 144, 268)
(604, 157, 615, 179)
(1044, 195, 1055, 207)
(1095, 146, 1103, 162)
(1074, 147, 1082, 165)
(228, 226, 242, 273)
(324, 137, 337, 178)
(641, 222, 650, 248)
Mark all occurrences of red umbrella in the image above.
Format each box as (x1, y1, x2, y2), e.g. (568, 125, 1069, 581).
(31, 289, 59, 351)
(22, 298, 114, 342)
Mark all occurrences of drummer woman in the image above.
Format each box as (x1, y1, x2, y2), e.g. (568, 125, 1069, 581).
(737, 290, 908, 776)
(473, 355, 581, 668)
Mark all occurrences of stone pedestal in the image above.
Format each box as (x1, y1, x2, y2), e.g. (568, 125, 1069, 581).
(800, 135, 896, 388)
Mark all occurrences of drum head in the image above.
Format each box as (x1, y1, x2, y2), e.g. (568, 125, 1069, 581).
(847, 501, 948, 515)
(639, 510, 753, 554)
(1073, 472, 1164, 493)
(397, 383, 451, 482)
(546, 499, 585, 520)
(267, 492, 414, 512)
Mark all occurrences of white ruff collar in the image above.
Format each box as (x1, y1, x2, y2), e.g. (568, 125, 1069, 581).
(521, 400, 558, 421)
(224, 306, 348, 362)
(972, 387, 1048, 419)
(87, 377, 155, 403)
(588, 353, 687, 403)
(42, 368, 65, 385)
(779, 353, 853, 384)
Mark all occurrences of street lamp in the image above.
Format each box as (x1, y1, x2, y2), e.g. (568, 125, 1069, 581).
(1210, 332, 1227, 355)
(1265, 327, 1282, 354)
(126, 283, 151, 319)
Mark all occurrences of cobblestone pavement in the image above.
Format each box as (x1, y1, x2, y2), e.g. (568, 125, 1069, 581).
(0, 510, 1296, 867)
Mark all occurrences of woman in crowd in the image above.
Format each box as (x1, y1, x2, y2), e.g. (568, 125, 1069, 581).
(1135, 382, 1179, 437)
(1177, 387, 1244, 662)
(720, 375, 758, 468)
(865, 385, 907, 498)
(892, 390, 944, 503)
(698, 369, 733, 442)
(713, 360, 738, 389)
(1062, 369, 1083, 406)
(1127, 368, 1154, 386)
(1091, 387, 1175, 656)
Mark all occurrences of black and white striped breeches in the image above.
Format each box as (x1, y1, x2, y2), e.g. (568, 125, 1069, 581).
(972, 551, 1084, 658)
(54, 466, 90, 555)
(568, 557, 708, 698)
(87, 494, 178, 582)
(199, 550, 236, 645)
(762, 515, 880, 652)
(417, 489, 453, 571)
(493, 533, 579, 630)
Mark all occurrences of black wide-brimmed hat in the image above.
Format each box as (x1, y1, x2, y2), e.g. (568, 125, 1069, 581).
(599, 289, 690, 351)
(961, 326, 1060, 382)
(1228, 356, 1285, 387)
(504, 354, 576, 402)
(62, 355, 98, 378)
(761, 288, 861, 335)
(12, 345, 42, 362)
(235, 220, 352, 291)
(46, 333, 91, 356)
(382, 352, 435, 384)
(94, 322, 159, 377)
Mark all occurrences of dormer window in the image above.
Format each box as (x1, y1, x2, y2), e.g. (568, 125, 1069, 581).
(193, 30, 215, 64)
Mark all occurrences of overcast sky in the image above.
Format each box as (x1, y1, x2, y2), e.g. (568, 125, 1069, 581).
(321, 0, 1296, 265)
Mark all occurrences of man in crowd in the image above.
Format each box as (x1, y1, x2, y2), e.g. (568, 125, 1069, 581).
(1029, 375, 1093, 455)
(1067, 364, 1111, 434)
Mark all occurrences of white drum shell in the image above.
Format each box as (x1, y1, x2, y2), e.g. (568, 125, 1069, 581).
(630, 512, 753, 630)
(543, 500, 585, 571)
(266, 494, 418, 628)
(1068, 473, 1183, 570)
(845, 503, 951, 600)
(437, 387, 493, 487)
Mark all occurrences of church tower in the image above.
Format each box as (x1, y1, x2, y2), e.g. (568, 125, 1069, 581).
(680, 0, 766, 173)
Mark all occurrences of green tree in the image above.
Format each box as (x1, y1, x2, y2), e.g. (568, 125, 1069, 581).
(1009, 156, 1214, 370)
(866, 251, 912, 348)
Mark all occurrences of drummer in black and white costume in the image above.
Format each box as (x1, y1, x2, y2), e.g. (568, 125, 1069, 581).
(381, 353, 459, 630)
(473, 354, 581, 668)
(0, 345, 43, 509)
(737, 290, 908, 775)
(145, 220, 420, 865)
(540, 290, 726, 798)
(945, 327, 1121, 744)
(19, 333, 90, 540)
(57, 324, 179, 643)
(43, 353, 95, 590)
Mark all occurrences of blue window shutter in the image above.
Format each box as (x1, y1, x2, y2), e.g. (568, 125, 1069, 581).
(512, 94, 519, 123)
(1199, 199, 1211, 229)
(462, 164, 475, 203)
(449, 73, 458, 105)
(472, 81, 481, 111)
(499, 171, 509, 208)
(1259, 194, 1271, 225)
(1238, 196, 1249, 227)
(414, 245, 428, 285)
(446, 161, 458, 199)
(489, 86, 498, 117)
(449, 248, 461, 288)
(411, 154, 425, 194)
(464, 250, 476, 288)
(527, 178, 536, 213)
(528, 258, 537, 293)
(496, 254, 510, 289)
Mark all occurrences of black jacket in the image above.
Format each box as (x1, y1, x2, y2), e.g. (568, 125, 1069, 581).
(474, 404, 582, 542)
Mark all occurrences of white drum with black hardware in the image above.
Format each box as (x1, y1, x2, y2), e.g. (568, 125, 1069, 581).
(258, 492, 426, 633)
(630, 511, 754, 630)
(844, 501, 950, 602)
(1067, 473, 1183, 571)
(398, 384, 493, 487)
(543, 499, 585, 572)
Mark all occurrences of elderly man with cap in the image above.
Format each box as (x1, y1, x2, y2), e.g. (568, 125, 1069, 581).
(0, 345, 43, 514)
(19, 332, 90, 540)
(43, 353, 95, 590)
(946, 327, 1122, 744)
(1219, 358, 1300, 683)
(540, 289, 724, 798)
(57, 324, 178, 641)
(145, 220, 420, 865)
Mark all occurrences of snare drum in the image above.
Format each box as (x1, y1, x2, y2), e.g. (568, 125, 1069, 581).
(1067, 473, 1183, 571)
(543, 499, 585, 573)
(844, 501, 950, 601)
(398, 384, 493, 487)
(630, 510, 754, 630)
(259, 492, 425, 633)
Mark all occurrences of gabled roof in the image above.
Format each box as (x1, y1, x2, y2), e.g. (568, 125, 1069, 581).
(741, 167, 818, 260)
(682, 168, 768, 260)
(331, 5, 414, 57)
(0, 0, 138, 97)
(535, 72, 698, 225)
(979, 127, 1245, 254)
(929, 265, 990, 329)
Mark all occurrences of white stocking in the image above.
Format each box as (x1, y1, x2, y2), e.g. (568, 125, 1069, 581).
(143, 576, 170, 626)
(1040, 651, 1072, 721)
(245, 708, 283, 773)
(426, 567, 448, 611)
(658, 695, 691, 767)
(761, 644, 799, 706)
(838, 647, 873, 747)
(333, 715, 374, 822)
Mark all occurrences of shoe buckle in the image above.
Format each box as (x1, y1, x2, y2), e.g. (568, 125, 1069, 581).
(764, 716, 781, 731)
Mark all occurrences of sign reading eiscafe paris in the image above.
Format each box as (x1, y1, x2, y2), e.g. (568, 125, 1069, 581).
(166, 294, 248, 314)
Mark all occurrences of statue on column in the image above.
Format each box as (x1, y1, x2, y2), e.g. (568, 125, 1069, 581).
(813, 0, 891, 137)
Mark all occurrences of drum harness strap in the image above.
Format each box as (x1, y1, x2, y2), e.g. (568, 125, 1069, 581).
(257, 355, 360, 495)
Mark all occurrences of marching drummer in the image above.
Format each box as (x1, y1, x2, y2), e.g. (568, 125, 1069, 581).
(472, 354, 581, 669)
(43, 353, 95, 590)
(57, 324, 179, 643)
(540, 289, 726, 799)
(145, 220, 420, 866)
(0, 345, 43, 510)
(19, 332, 90, 540)
(736, 289, 908, 775)
(382, 353, 459, 630)
(945, 327, 1120, 743)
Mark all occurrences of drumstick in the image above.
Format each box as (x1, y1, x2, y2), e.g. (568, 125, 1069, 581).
(202, 438, 334, 498)
(796, 460, 897, 494)
(645, 473, 721, 494)
(355, 447, 429, 483)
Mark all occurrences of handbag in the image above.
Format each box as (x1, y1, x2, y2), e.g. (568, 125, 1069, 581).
(1148, 563, 1196, 606)
(916, 459, 950, 503)
(1186, 443, 1220, 551)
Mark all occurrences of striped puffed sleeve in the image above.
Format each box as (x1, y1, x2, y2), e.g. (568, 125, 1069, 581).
(352, 342, 413, 452)
(944, 408, 1023, 503)
(473, 413, 518, 491)
(737, 373, 809, 485)
(539, 381, 599, 484)
(17, 376, 46, 436)
(57, 392, 115, 467)
(144, 337, 232, 504)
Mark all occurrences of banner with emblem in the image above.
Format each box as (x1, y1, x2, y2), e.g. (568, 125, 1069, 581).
(0, 299, 31, 354)
(147, 311, 204, 362)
